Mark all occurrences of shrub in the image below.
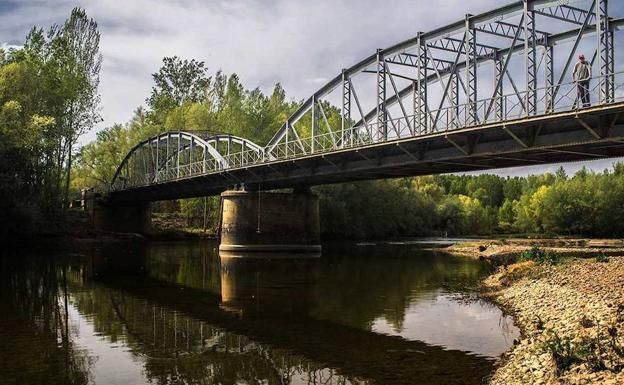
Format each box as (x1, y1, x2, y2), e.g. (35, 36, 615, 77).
(543, 327, 624, 375)
(543, 331, 583, 374)
(596, 253, 610, 263)
(519, 246, 561, 264)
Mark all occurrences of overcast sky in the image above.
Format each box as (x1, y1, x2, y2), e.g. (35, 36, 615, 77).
(1, 0, 623, 175)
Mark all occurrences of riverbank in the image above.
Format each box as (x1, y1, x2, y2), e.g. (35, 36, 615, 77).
(446, 238, 624, 265)
(482, 256, 624, 385)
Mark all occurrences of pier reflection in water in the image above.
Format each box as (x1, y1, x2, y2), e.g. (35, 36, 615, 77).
(0, 240, 518, 385)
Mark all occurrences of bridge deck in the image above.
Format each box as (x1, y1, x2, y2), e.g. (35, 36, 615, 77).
(108, 0, 624, 202)
(111, 102, 624, 201)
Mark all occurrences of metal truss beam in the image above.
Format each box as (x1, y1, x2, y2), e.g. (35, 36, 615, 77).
(465, 16, 478, 125)
(341, 70, 350, 145)
(534, 4, 597, 25)
(356, 15, 624, 129)
(475, 20, 548, 40)
(265, 0, 624, 156)
(544, 39, 554, 112)
(377, 49, 388, 141)
(597, 0, 614, 103)
(525, 1, 538, 115)
(415, 33, 429, 135)
(427, 36, 497, 59)
(385, 52, 454, 73)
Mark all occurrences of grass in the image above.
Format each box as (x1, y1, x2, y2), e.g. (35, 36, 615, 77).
(542, 325, 624, 375)
(542, 331, 583, 374)
(518, 246, 561, 265)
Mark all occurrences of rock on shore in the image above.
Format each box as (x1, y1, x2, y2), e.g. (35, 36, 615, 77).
(484, 258, 624, 385)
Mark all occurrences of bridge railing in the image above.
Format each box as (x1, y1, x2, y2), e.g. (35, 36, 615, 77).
(266, 71, 624, 160)
(113, 71, 624, 191)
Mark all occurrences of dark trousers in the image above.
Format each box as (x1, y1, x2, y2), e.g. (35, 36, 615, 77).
(577, 80, 590, 108)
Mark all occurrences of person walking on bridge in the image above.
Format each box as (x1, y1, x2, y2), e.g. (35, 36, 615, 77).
(573, 54, 592, 108)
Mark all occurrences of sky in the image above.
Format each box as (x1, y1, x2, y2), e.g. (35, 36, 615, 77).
(1, 0, 623, 176)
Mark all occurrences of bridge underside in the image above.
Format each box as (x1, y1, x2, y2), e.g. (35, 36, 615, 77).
(110, 103, 624, 202)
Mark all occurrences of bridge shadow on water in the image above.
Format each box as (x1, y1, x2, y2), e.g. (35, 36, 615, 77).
(0, 241, 517, 385)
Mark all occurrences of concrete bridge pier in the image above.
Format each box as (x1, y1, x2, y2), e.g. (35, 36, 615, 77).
(219, 188, 321, 254)
(83, 190, 152, 234)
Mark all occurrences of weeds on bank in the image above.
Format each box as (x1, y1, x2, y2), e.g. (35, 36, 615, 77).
(543, 331, 583, 374)
(519, 246, 561, 265)
(596, 253, 610, 263)
(542, 325, 624, 375)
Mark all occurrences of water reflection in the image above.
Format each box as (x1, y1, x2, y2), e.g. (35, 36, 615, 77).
(0, 241, 518, 385)
(0, 253, 92, 385)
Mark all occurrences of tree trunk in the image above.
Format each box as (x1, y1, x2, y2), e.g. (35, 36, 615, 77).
(64, 140, 73, 209)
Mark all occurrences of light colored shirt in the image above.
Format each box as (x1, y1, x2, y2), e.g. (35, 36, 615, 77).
(573, 61, 591, 81)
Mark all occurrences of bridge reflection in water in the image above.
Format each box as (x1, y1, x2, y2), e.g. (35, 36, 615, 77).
(0, 242, 518, 385)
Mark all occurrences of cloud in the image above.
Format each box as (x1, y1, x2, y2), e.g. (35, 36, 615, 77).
(0, 0, 501, 140)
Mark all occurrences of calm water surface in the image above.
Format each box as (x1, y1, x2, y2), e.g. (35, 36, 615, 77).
(0, 240, 518, 385)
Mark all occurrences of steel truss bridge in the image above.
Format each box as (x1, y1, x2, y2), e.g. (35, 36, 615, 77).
(111, 0, 624, 201)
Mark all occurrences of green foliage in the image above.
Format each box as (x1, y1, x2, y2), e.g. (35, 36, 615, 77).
(0, 7, 101, 237)
(148, 56, 211, 115)
(596, 253, 610, 263)
(542, 331, 585, 374)
(543, 326, 624, 375)
(519, 246, 561, 265)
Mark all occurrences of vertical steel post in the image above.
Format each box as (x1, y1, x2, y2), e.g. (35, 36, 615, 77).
(166, 133, 170, 174)
(376, 49, 387, 141)
(341, 69, 351, 146)
(155, 137, 159, 182)
(177, 132, 181, 178)
(495, 57, 504, 121)
(450, 72, 459, 128)
(524, 0, 537, 115)
(597, 0, 613, 103)
(285, 119, 290, 157)
(465, 15, 478, 125)
(190, 137, 194, 169)
(241, 140, 246, 165)
(415, 33, 428, 134)
(609, 27, 614, 101)
(545, 39, 554, 112)
(311, 94, 317, 153)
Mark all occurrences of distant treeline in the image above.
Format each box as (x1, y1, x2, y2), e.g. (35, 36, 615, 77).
(317, 166, 624, 239)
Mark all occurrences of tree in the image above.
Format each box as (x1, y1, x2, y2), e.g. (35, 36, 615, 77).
(22, 8, 102, 207)
(53, 8, 103, 205)
(147, 56, 211, 116)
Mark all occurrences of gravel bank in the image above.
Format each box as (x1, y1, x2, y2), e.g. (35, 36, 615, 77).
(446, 239, 624, 265)
(484, 257, 624, 385)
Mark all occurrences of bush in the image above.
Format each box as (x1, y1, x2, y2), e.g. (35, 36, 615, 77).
(596, 253, 610, 263)
(543, 331, 583, 374)
(543, 327, 624, 375)
(519, 246, 561, 264)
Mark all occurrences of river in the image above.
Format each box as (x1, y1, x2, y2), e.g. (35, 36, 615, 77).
(0, 240, 518, 385)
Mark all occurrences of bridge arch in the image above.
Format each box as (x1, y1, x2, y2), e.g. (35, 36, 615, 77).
(111, 131, 264, 191)
(265, 0, 624, 158)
